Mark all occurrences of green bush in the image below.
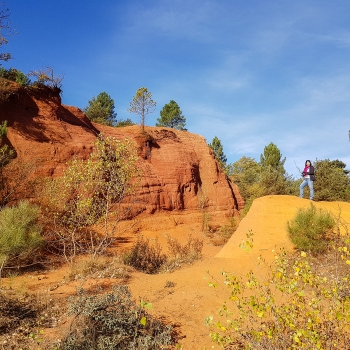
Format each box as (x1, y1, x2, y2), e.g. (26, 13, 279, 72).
(0, 67, 31, 86)
(60, 285, 178, 350)
(123, 236, 166, 274)
(287, 203, 335, 253)
(0, 201, 43, 270)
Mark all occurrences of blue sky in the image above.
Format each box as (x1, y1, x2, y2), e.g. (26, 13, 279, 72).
(3, 0, 350, 178)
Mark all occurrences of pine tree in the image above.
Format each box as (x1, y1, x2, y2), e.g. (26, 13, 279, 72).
(84, 92, 117, 126)
(209, 136, 227, 170)
(156, 100, 186, 130)
(128, 87, 156, 131)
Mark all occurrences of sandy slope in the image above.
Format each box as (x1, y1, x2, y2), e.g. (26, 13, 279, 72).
(3, 195, 350, 349)
(127, 195, 350, 349)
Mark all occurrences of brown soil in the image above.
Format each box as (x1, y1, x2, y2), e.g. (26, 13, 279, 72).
(2, 195, 350, 349)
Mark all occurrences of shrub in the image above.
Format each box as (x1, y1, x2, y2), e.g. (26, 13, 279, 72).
(123, 236, 166, 274)
(68, 256, 132, 281)
(0, 67, 31, 86)
(40, 135, 140, 261)
(166, 234, 203, 265)
(115, 118, 135, 127)
(206, 234, 350, 349)
(60, 284, 178, 350)
(0, 201, 43, 275)
(287, 203, 336, 253)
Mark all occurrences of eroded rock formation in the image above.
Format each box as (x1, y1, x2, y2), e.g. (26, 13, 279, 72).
(0, 84, 244, 218)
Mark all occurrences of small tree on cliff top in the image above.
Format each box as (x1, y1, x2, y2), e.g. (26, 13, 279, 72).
(84, 91, 117, 126)
(128, 87, 156, 131)
(156, 100, 186, 130)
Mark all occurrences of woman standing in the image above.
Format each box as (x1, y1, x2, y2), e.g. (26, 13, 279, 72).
(300, 160, 315, 200)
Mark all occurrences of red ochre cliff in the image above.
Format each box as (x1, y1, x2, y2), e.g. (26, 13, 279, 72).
(0, 84, 244, 220)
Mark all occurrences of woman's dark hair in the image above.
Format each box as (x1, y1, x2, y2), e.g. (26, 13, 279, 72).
(305, 160, 312, 166)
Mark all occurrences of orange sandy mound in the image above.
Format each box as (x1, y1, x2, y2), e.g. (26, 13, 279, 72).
(3, 195, 350, 349)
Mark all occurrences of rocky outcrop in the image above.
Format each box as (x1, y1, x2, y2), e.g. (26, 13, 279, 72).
(0, 83, 244, 217)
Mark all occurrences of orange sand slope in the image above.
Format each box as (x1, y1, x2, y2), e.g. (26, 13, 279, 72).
(216, 195, 350, 260)
(128, 195, 350, 349)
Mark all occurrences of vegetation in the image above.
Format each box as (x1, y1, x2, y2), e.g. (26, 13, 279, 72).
(0, 67, 30, 86)
(123, 236, 167, 274)
(28, 66, 64, 90)
(287, 203, 336, 253)
(206, 232, 350, 349)
(313, 159, 350, 202)
(0, 201, 43, 278)
(60, 284, 178, 350)
(230, 143, 296, 210)
(124, 234, 203, 274)
(0, 3, 14, 63)
(40, 135, 140, 261)
(156, 100, 186, 130)
(83, 91, 117, 126)
(128, 87, 156, 131)
(208, 136, 227, 172)
(115, 117, 135, 127)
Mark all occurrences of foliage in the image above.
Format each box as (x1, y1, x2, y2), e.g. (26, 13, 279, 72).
(0, 3, 14, 63)
(124, 234, 204, 274)
(156, 100, 186, 130)
(230, 156, 261, 201)
(28, 66, 64, 90)
(60, 284, 178, 349)
(230, 143, 294, 210)
(123, 235, 167, 274)
(287, 203, 336, 253)
(40, 135, 140, 260)
(0, 201, 43, 276)
(260, 142, 286, 172)
(128, 87, 156, 131)
(0, 67, 31, 86)
(83, 91, 117, 126)
(164, 234, 203, 269)
(313, 158, 350, 202)
(68, 256, 132, 282)
(206, 233, 350, 349)
(209, 136, 227, 171)
(0, 119, 7, 137)
(115, 118, 135, 127)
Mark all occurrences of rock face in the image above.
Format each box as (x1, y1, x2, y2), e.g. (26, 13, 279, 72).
(0, 84, 244, 217)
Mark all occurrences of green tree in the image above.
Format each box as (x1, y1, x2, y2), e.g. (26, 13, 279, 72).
(313, 159, 350, 201)
(209, 136, 227, 170)
(0, 4, 14, 63)
(127, 87, 156, 131)
(156, 100, 186, 130)
(230, 156, 261, 201)
(259, 142, 290, 195)
(260, 142, 286, 172)
(83, 91, 117, 126)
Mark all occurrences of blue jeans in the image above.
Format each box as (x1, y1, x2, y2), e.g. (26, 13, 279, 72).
(300, 178, 314, 200)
